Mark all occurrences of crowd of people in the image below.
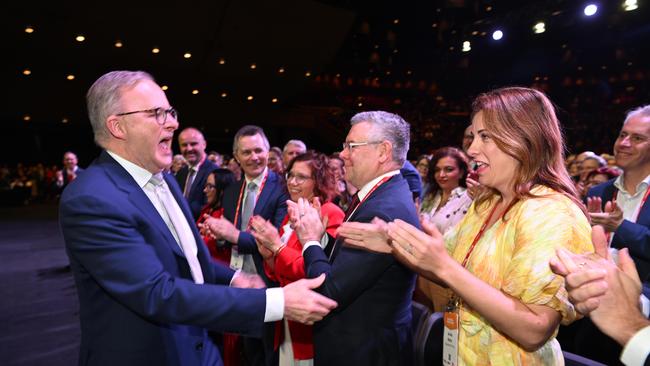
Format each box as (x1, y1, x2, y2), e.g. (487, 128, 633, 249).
(18, 68, 650, 366)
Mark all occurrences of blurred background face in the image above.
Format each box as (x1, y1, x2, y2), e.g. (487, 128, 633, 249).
(416, 158, 429, 181)
(579, 158, 600, 181)
(283, 144, 305, 166)
(434, 156, 461, 191)
(203, 173, 217, 205)
(585, 173, 609, 191)
(267, 150, 284, 174)
(63, 153, 77, 170)
(328, 158, 344, 182)
(286, 161, 315, 202)
(171, 155, 186, 173)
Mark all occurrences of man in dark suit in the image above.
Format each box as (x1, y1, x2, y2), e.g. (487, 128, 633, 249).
(586, 105, 650, 290)
(60, 70, 336, 366)
(175, 127, 217, 220)
(56, 151, 84, 190)
(201, 125, 289, 365)
(290, 111, 419, 366)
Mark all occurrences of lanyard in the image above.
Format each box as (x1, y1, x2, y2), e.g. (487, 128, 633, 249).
(345, 175, 393, 221)
(233, 170, 269, 227)
(461, 198, 519, 268)
(610, 185, 650, 222)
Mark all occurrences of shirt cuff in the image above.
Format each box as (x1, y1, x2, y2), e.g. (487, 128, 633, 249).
(302, 240, 322, 255)
(640, 295, 650, 318)
(620, 325, 650, 366)
(264, 287, 284, 322)
(228, 269, 241, 286)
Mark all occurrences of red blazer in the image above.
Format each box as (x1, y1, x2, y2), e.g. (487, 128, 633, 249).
(197, 206, 231, 266)
(264, 201, 344, 360)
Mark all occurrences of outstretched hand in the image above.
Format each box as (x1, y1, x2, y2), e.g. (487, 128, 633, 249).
(338, 217, 392, 253)
(283, 274, 338, 325)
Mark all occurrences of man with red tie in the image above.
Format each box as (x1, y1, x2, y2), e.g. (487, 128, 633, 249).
(56, 151, 83, 190)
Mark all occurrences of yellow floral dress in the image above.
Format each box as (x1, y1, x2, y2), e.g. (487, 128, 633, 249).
(443, 185, 593, 365)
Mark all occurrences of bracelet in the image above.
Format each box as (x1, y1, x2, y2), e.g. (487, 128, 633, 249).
(273, 243, 287, 257)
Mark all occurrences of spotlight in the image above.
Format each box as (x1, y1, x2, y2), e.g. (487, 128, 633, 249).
(492, 30, 503, 40)
(623, 0, 638, 11)
(584, 4, 598, 16)
(462, 41, 471, 52)
(533, 22, 546, 34)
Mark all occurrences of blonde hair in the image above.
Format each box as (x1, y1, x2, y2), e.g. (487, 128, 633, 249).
(471, 87, 585, 214)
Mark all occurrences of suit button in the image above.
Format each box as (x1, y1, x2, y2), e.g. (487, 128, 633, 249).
(195, 342, 203, 351)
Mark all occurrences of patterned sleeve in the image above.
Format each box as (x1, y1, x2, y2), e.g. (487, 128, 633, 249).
(502, 195, 593, 324)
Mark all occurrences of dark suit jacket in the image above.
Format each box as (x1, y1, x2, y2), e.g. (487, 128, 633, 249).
(222, 169, 289, 285)
(303, 173, 419, 366)
(587, 179, 650, 283)
(176, 159, 218, 220)
(401, 160, 423, 202)
(60, 151, 266, 366)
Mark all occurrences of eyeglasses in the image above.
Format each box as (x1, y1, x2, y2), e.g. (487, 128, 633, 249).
(285, 172, 313, 184)
(116, 107, 178, 125)
(341, 141, 382, 151)
(204, 183, 216, 190)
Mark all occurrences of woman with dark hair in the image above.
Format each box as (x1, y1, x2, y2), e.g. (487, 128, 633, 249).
(420, 147, 473, 235)
(415, 154, 431, 195)
(249, 151, 344, 366)
(196, 168, 236, 264)
(583, 166, 621, 195)
(340, 87, 593, 364)
(328, 152, 356, 212)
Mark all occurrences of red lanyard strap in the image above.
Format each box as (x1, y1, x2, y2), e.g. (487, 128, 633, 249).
(461, 198, 519, 268)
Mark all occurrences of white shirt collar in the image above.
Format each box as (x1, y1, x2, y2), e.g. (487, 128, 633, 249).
(614, 173, 650, 195)
(106, 150, 155, 188)
(245, 167, 269, 187)
(357, 169, 400, 201)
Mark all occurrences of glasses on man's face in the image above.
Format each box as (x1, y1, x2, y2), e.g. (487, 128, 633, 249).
(285, 172, 313, 184)
(341, 141, 382, 152)
(116, 107, 178, 125)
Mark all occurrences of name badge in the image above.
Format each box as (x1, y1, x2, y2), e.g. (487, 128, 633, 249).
(230, 246, 244, 270)
(442, 310, 459, 366)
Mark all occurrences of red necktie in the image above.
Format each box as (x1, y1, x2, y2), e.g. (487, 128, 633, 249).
(344, 193, 360, 220)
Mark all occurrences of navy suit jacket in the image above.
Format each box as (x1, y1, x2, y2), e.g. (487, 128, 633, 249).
(401, 160, 423, 202)
(222, 170, 288, 285)
(303, 173, 418, 366)
(587, 179, 650, 283)
(60, 151, 267, 366)
(176, 159, 218, 220)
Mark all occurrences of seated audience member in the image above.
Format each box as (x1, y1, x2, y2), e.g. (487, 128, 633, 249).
(551, 226, 650, 366)
(251, 151, 344, 365)
(268, 146, 285, 175)
(340, 87, 593, 364)
(583, 167, 621, 197)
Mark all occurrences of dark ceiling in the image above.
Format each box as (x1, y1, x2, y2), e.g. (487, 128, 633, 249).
(5, 0, 650, 164)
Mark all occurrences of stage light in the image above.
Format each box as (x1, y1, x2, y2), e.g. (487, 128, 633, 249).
(66, 74, 75, 80)
(272, 98, 278, 103)
(623, 0, 638, 11)
(221, 92, 227, 98)
(218, 58, 226, 65)
(305, 71, 312, 77)
(23, 115, 31, 121)
(23, 69, 31, 76)
(247, 95, 254, 101)
(462, 41, 471, 52)
(76, 35, 85, 42)
(533, 22, 546, 34)
(278, 67, 285, 73)
(250, 63, 257, 70)
(183, 53, 192, 59)
(114, 40, 123, 48)
(584, 4, 598, 16)
(192, 89, 199, 95)
(25, 26, 34, 34)
(161, 85, 168, 91)
(152, 48, 160, 54)
(492, 30, 503, 40)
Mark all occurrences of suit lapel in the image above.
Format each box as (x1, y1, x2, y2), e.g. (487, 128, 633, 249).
(99, 152, 185, 257)
(254, 171, 276, 216)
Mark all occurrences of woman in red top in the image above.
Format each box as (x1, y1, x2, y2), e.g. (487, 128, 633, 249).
(197, 168, 236, 265)
(251, 151, 344, 366)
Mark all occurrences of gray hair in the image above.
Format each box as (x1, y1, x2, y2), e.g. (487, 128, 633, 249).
(624, 105, 650, 125)
(232, 125, 270, 153)
(86, 70, 155, 147)
(350, 111, 410, 166)
(283, 139, 307, 153)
